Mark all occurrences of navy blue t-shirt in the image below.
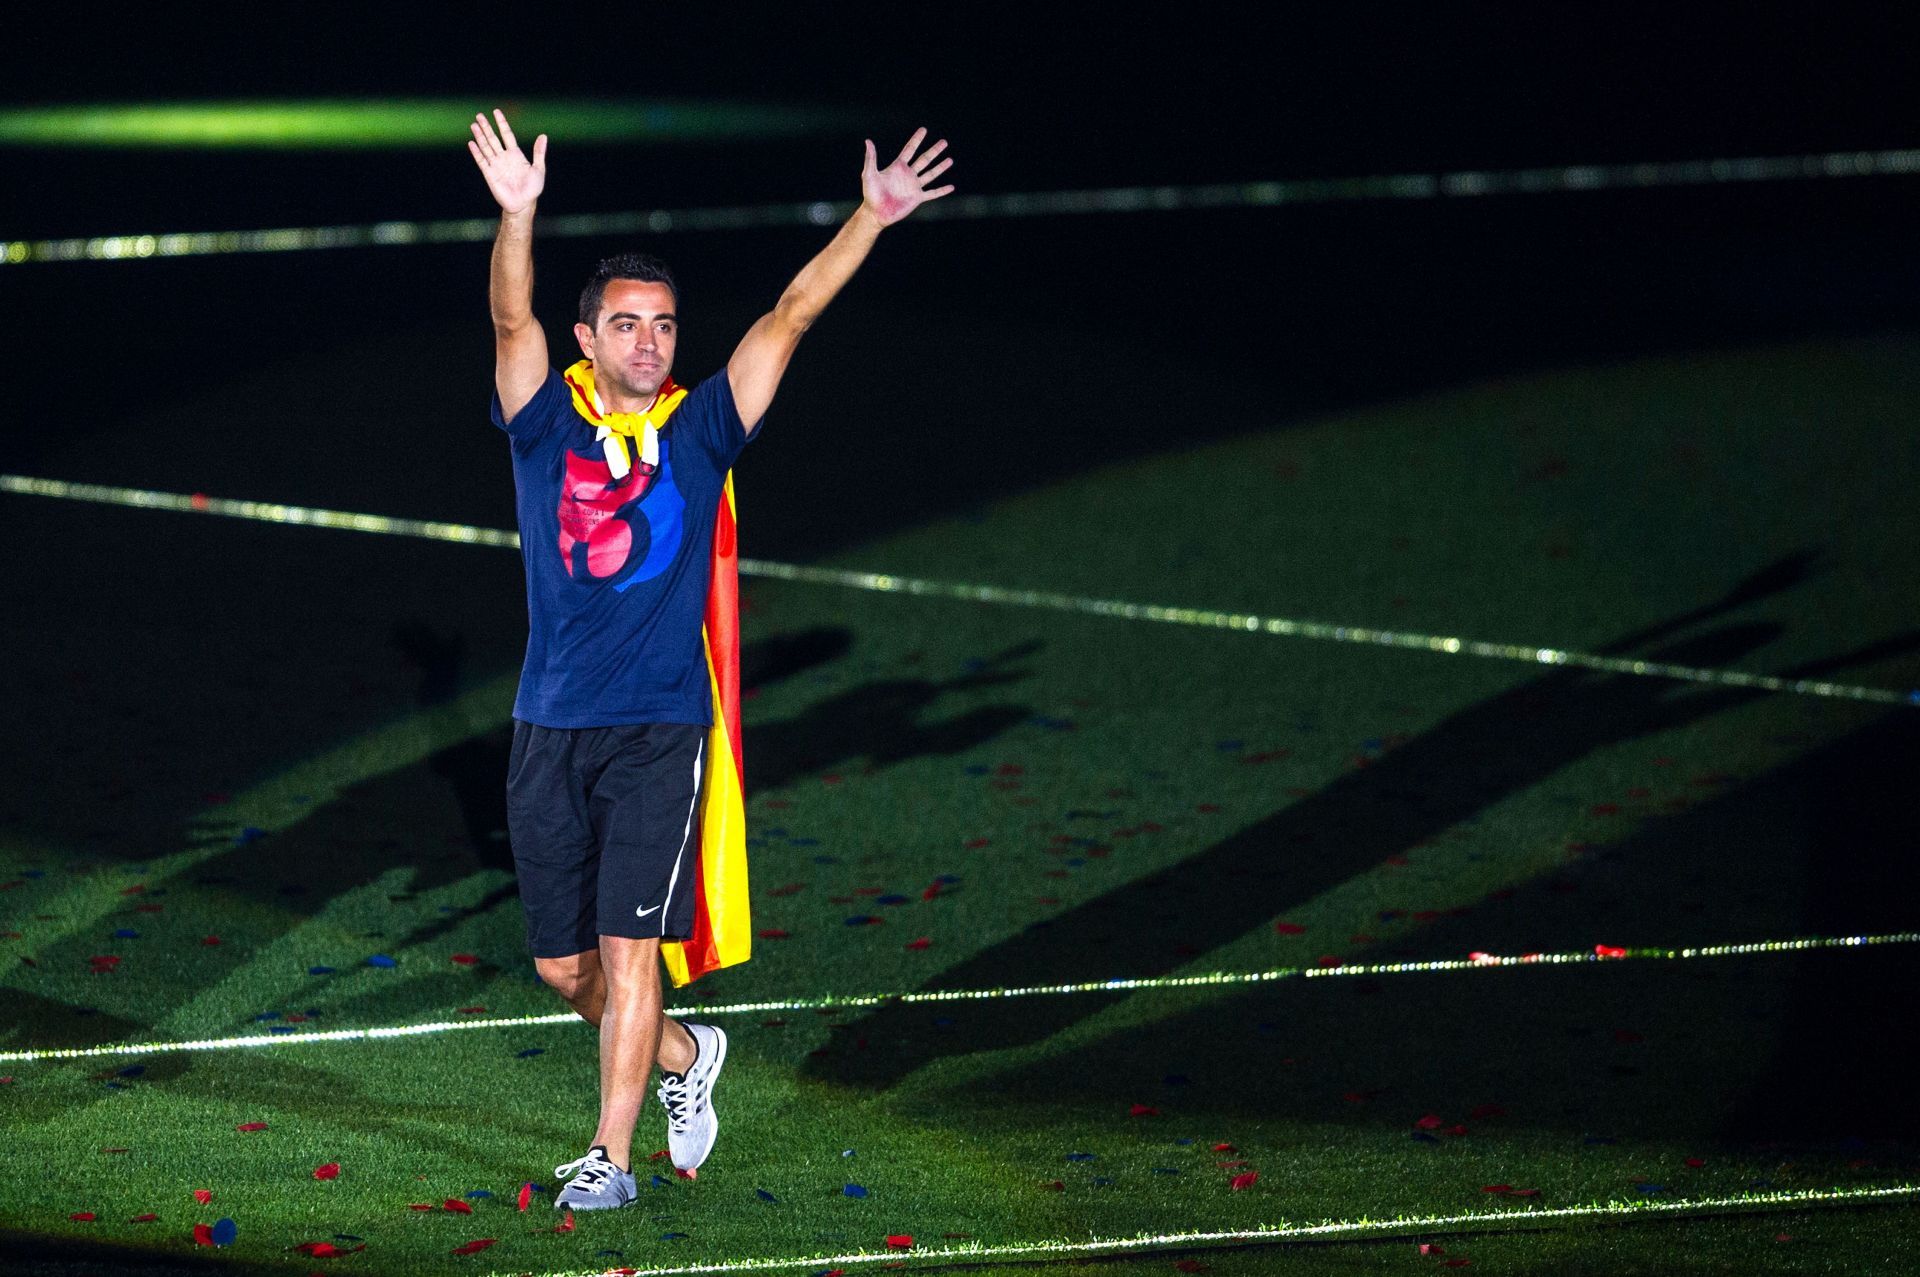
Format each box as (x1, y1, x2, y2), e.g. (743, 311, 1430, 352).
(492, 368, 751, 728)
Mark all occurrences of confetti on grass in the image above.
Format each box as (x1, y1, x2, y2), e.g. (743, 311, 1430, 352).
(843, 1183, 868, 1198)
(517, 1182, 533, 1211)
(192, 1190, 212, 1205)
(312, 1162, 340, 1180)
(450, 1238, 498, 1255)
(235, 1122, 268, 1133)
(886, 1235, 914, 1250)
(443, 1199, 472, 1214)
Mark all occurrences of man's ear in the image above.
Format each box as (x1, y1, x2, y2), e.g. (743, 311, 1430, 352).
(573, 321, 596, 360)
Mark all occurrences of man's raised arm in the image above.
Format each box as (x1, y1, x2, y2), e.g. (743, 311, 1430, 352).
(468, 110, 550, 423)
(727, 128, 955, 432)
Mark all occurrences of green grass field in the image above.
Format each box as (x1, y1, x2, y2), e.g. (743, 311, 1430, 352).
(5, 335, 1920, 1275)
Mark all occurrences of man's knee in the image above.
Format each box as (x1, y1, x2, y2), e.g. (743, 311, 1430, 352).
(535, 952, 601, 1003)
(599, 935, 664, 1000)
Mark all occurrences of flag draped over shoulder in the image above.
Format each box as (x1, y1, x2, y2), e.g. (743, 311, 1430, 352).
(562, 359, 751, 987)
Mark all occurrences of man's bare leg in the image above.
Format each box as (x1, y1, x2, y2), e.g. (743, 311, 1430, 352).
(536, 940, 695, 1169)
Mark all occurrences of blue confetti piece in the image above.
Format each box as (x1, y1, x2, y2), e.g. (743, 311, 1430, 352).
(1362, 738, 1383, 751)
(527, 1183, 548, 1194)
(253, 1011, 281, 1022)
(1411, 1131, 1440, 1144)
(465, 1189, 493, 1199)
(307, 966, 335, 976)
(23, 870, 43, 879)
(935, 874, 961, 884)
(1378, 910, 1403, 922)
(841, 1149, 855, 1158)
(516, 1047, 545, 1058)
(1174, 1138, 1195, 1146)
(104, 1081, 126, 1090)
(963, 764, 989, 776)
(334, 1234, 364, 1243)
(1215, 739, 1244, 751)
(842, 1183, 867, 1198)
(113, 929, 139, 939)
(931, 1017, 954, 1027)
(1065, 857, 1085, 867)
(843, 915, 880, 927)
(1066, 1153, 1095, 1162)
(661, 1232, 689, 1240)
(755, 1188, 778, 1203)
(211, 1217, 237, 1246)
(365, 954, 397, 968)
(650, 1174, 670, 1189)
(269, 1026, 295, 1035)
(791, 837, 820, 847)
(117, 1065, 144, 1078)
(763, 826, 790, 838)
(1635, 1183, 1666, 1196)
(876, 895, 909, 906)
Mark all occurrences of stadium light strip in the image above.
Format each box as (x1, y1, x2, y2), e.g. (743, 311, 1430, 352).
(480, 1186, 1920, 1277)
(4, 473, 1915, 708)
(3, 932, 1913, 1065)
(3, 145, 1918, 267)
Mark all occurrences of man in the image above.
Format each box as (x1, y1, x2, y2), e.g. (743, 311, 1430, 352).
(466, 109, 953, 1210)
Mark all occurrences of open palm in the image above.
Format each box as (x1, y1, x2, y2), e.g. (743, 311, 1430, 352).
(468, 109, 547, 214)
(861, 128, 955, 227)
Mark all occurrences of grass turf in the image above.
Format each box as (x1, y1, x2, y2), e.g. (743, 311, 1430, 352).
(4, 335, 1920, 1273)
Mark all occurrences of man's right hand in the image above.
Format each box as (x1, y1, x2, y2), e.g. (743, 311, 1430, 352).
(469, 109, 547, 214)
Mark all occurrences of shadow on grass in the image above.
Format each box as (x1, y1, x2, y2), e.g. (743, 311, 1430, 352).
(803, 554, 1920, 1106)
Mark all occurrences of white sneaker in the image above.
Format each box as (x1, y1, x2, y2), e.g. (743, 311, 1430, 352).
(553, 1145, 636, 1210)
(658, 1022, 727, 1171)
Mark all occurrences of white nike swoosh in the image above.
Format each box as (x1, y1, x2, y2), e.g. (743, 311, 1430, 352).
(636, 904, 661, 918)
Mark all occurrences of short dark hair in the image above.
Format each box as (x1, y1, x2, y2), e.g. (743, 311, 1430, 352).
(578, 252, 679, 328)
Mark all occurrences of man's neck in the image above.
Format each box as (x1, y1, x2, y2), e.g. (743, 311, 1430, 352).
(597, 383, 660, 417)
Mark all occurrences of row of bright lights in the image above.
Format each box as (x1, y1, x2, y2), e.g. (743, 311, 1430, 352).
(478, 1186, 1920, 1277)
(4, 146, 1919, 266)
(4, 932, 1913, 1065)
(3, 474, 1913, 708)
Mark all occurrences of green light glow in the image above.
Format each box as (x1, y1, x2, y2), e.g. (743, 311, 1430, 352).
(1, 931, 1911, 1064)
(4, 473, 1914, 708)
(4, 146, 1919, 267)
(0, 98, 851, 149)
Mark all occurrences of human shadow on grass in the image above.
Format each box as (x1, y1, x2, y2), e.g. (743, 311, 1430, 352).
(801, 554, 1917, 1091)
(940, 709, 1920, 1145)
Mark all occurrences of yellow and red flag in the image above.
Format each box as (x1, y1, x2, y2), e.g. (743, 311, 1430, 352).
(662, 470, 751, 986)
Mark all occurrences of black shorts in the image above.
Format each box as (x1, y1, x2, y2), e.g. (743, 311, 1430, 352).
(506, 720, 707, 959)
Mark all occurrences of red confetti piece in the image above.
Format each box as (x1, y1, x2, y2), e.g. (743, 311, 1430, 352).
(1419, 1244, 1445, 1256)
(649, 1149, 671, 1161)
(1482, 1184, 1512, 1194)
(129, 1213, 158, 1223)
(1129, 1104, 1160, 1117)
(235, 1122, 268, 1133)
(920, 884, 941, 901)
(408, 1204, 434, 1211)
(554, 1209, 575, 1233)
(905, 937, 932, 951)
(1684, 1157, 1706, 1168)
(1595, 944, 1628, 959)
(119, 885, 146, 896)
(295, 1241, 343, 1257)
(517, 1182, 533, 1211)
(458, 1006, 488, 1014)
(1273, 921, 1307, 935)
(69, 1212, 96, 1221)
(1316, 956, 1343, 968)
(1212, 1142, 1235, 1151)
(964, 838, 990, 849)
(1414, 1114, 1444, 1130)
(192, 1223, 214, 1246)
(192, 1190, 213, 1205)
(443, 1198, 473, 1213)
(1041, 1179, 1065, 1191)
(675, 1168, 697, 1180)
(201, 936, 222, 946)
(312, 1162, 340, 1180)
(1229, 1171, 1259, 1190)
(450, 953, 479, 965)
(885, 1235, 914, 1249)
(450, 1238, 498, 1256)
(757, 929, 791, 939)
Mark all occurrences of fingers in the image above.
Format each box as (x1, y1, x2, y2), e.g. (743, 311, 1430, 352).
(472, 112, 503, 157)
(910, 138, 947, 173)
(923, 185, 955, 201)
(894, 126, 927, 167)
(495, 109, 517, 153)
(919, 157, 953, 184)
(863, 138, 877, 174)
(532, 133, 548, 172)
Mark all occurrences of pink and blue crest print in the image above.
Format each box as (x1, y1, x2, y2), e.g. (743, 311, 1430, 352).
(556, 438, 684, 591)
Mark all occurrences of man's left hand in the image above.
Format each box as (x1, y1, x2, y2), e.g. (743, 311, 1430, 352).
(861, 128, 955, 226)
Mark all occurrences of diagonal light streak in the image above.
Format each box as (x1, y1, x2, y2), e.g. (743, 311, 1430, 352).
(4, 146, 1918, 267)
(4, 473, 1914, 708)
(3, 931, 1913, 1064)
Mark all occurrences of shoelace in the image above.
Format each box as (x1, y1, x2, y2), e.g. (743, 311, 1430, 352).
(657, 1075, 694, 1134)
(554, 1152, 619, 1193)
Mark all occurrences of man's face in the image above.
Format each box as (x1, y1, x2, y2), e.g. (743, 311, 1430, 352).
(574, 279, 678, 403)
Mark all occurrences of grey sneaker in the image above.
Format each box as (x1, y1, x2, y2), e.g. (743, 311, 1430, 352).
(658, 1022, 727, 1171)
(553, 1145, 636, 1210)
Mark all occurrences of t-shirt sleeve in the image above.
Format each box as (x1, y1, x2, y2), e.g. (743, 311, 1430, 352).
(491, 369, 568, 452)
(671, 371, 755, 471)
